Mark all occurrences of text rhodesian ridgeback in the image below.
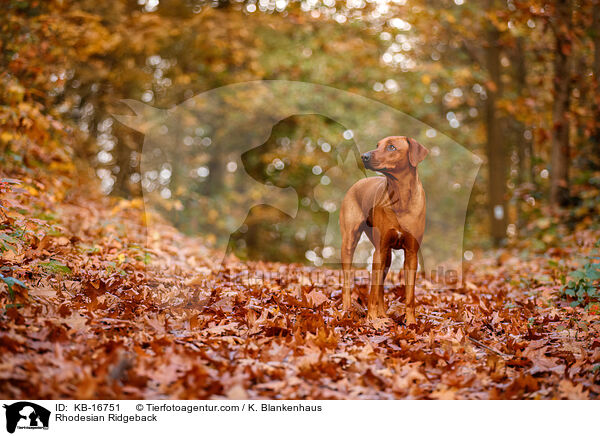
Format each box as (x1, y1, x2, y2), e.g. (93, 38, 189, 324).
(340, 136, 428, 324)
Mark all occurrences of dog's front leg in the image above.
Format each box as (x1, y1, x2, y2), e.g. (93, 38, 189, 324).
(377, 247, 392, 317)
(368, 247, 390, 320)
(404, 249, 418, 325)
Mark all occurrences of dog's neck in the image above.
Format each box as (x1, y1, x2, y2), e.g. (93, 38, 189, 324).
(383, 165, 418, 211)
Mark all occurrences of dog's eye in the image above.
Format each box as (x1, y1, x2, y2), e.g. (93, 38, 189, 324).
(387, 144, 396, 151)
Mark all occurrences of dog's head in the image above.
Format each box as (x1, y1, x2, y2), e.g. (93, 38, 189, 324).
(361, 136, 428, 173)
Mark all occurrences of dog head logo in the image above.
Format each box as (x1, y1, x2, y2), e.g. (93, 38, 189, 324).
(3, 402, 50, 433)
(114, 80, 481, 288)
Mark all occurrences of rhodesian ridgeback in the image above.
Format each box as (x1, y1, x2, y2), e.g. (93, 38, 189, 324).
(340, 136, 428, 324)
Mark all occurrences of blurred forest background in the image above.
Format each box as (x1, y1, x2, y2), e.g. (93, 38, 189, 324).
(2, 0, 600, 264)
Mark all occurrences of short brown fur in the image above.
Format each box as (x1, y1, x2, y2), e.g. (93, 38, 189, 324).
(339, 136, 428, 324)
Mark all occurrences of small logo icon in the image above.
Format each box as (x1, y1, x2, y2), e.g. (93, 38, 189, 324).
(3, 402, 50, 434)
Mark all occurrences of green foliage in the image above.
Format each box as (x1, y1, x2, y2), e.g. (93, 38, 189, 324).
(0, 270, 27, 301)
(561, 243, 600, 310)
(104, 261, 127, 276)
(39, 259, 72, 275)
(0, 233, 20, 254)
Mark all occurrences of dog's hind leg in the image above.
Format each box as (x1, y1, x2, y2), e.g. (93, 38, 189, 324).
(404, 244, 419, 325)
(376, 246, 392, 317)
(341, 227, 361, 311)
(340, 207, 363, 312)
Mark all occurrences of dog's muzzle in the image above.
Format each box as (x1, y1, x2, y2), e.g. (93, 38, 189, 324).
(361, 152, 373, 169)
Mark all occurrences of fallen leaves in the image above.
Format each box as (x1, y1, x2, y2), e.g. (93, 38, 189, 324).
(522, 341, 565, 375)
(306, 289, 328, 308)
(1, 175, 600, 399)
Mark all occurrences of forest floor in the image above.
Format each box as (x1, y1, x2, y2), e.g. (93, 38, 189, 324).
(1, 179, 599, 400)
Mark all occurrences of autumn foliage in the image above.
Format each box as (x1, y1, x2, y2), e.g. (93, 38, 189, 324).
(1, 0, 600, 399)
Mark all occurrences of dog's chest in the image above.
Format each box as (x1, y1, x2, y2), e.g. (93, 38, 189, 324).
(367, 203, 422, 245)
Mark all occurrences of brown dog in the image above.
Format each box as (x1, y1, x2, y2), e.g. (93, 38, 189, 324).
(339, 136, 428, 324)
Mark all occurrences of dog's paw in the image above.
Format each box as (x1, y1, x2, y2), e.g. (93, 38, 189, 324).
(352, 300, 366, 317)
(376, 305, 388, 318)
(405, 311, 417, 326)
(368, 316, 394, 330)
(337, 299, 365, 321)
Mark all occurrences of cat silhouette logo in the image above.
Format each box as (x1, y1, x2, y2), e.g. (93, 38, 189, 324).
(3, 402, 50, 433)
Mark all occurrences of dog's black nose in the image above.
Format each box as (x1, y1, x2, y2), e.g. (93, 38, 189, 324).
(361, 153, 371, 162)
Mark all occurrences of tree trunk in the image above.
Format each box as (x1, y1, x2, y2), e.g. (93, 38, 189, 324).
(112, 130, 133, 198)
(515, 37, 530, 185)
(202, 140, 224, 197)
(550, 0, 572, 207)
(595, 2, 600, 77)
(591, 0, 600, 169)
(484, 25, 507, 246)
(513, 37, 532, 232)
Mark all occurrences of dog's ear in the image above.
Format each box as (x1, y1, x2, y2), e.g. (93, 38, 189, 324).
(407, 137, 429, 167)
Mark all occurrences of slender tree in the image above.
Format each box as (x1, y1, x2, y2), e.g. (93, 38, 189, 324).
(550, 0, 573, 207)
(591, 0, 600, 168)
(484, 22, 508, 245)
